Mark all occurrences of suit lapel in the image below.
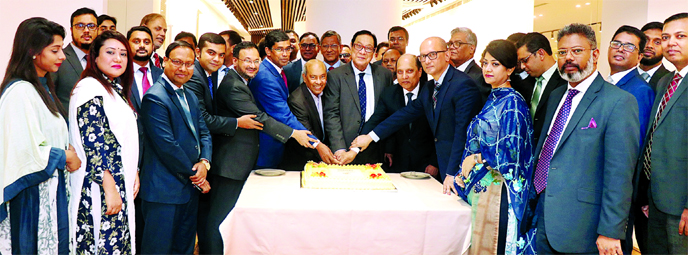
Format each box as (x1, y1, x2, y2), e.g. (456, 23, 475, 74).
(131, 79, 142, 110)
(163, 79, 197, 140)
(657, 72, 687, 126)
(556, 75, 603, 148)
(344, 63, 361, 113)
(433, 67, 453, 124)
(262, 60, 289, 97)
(63, 45, 84, 77)
(615, 69, 637, 90)
(371, 64, 385, 103)
(301, 85, 324, 139)
(536, 71, 563, 115)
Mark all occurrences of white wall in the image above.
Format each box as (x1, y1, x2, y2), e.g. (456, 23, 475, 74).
(0, 0, 107, 78)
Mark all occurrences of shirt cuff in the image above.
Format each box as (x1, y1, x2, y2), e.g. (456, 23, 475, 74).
(369, 131, 380, 142)
(351, 147, 360, 154)
(312, 140, 320, 148)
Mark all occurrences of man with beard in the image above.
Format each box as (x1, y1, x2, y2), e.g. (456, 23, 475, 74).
(381, 48, 401, 76)
(530, 23, 639, 254)
(285, 30, 300, 63)
(321, 30, 342, 71)
(140, 13, 167, 68)
(284, 32, 320, 93)
(53, 7, 98, 113)
(209, 42, 310, 254)
(638, 21, 673, 92)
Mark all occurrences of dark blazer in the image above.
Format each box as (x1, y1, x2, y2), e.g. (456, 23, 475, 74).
(370, 66, 482, 178)
(52, 44, 84, 112)
(139, 77, 212, 205)
(461, 60, 491, 106)
(283, 58, 304, 94)
(648, 64, 671, 93)
(531, 70, 567, 146)
(185, 60, 238, 137)
(533, 74, 639, 252)
(215, 69, 292, 180)
(511, 72, 536, 103)
(615, 69, 655, 144)
(280, 84, 327, 170)
(362, 82, 437, 173)
(323, 62, 394, 151)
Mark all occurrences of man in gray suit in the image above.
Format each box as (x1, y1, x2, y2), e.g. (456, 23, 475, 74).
(283, 32, 320, 93)
(323, 30, 394, 165)
(53, 7, 98, 113)
(532, 23, 639, 254)
(638, 21, 673, 93)
(642, 12, 688, 254)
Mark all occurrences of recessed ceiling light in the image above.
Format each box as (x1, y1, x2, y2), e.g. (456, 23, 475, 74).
(576, 4, 581, 7)
(249, 0, 254, 3)
(260, 25, 264, 27)
(539, 14, 543, 16)
(585, 2, 590, 5)
(533, 15, 537, 19)
(254, 12, 258, 15)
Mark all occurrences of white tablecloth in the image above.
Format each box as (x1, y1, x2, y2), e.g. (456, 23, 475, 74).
(219, 171, 472, 255)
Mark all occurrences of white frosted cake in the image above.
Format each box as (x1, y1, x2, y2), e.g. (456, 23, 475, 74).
(301, 161, 396, 190)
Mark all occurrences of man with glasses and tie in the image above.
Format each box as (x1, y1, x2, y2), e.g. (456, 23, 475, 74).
(284, 32, 321, 93)
(139, 41, 212, 255)
(516, 32, 567, 147)
(528, 23, 639, 255)
(324, 30, 394, 165)
(53, 7, 98, 114)
(321, 30, 343, 71)
(350, 37, 481, 193)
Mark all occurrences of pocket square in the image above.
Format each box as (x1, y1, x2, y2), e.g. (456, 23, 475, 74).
(581, 117, 597, 129)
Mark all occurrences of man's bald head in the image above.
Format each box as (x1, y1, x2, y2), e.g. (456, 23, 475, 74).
(419, 37, 450, 79)
(305, 59, 326, 75)
(303, 59, 328, 95)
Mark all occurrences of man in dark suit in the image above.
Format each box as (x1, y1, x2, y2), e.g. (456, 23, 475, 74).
(140, 13, 167, 69)
(138, 41, 212, 254)
(53, 7, 98, 113)
(208, 42, 317, 253)
(516, 32, 568, 146)
(218, 30, 243, 83)
(281, 59, 340, 170)
(639, 21, 673, 93)
(283, 32, 320, 93)
(642, 13, 688, 254)
(508, 33, 537, 102)
(373, 26, 408, 66)
(323, 30, 394, 165)
(350, 37, 482, 194)
(362, 54, 438, 175)
(531, 23, 639, 254)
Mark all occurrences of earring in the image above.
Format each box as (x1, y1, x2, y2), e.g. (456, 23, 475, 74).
(32, 56, 36, 60)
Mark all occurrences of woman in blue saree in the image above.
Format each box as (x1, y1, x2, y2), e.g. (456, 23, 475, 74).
(454, 40, 536, 254)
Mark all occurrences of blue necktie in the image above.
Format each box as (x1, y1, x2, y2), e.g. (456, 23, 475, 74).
(207, 76, 214, 99)
(175, 89, 200, 155)
(358, 72, 367, 133)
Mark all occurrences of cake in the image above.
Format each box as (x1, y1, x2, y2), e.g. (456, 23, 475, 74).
(301, 161, 396, 190)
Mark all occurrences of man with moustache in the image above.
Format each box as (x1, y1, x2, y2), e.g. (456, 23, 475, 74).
(530, 23, 639, 254)
(284, 32, 320, 93)
(53, 7, 98, 113)
(140, 13, 167, 68)
(448, 27, 482, 83)
(281, 60, 340, 170)
(250, 30, 318, 169)
(210, 42, 317, 253)
(373, 26, 408, 66)
(642, 12, 688, 254)
(285, 30, 300, 63)
(340, 45, 352, 64)
(381, 48, 401, 77)
(324, 30, 395, 165)
(139, 41, 212, 254)
(362, 54, 438, 175)
(321, 30, 342, 71)
(218, 30, 243, 83)
(350, 37, 481, 193)
(638, 21, 673, 92)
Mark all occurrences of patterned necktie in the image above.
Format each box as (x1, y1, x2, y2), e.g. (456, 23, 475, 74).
(154, 53, 162, 68)
(406, 92, 413, 130)
(534, 89, 580, 194)
(175, 89, 200, 155)
(281, 70, 288, 90)
(643, 73, 683, 179)
(140, 67, 151, 94)
(358, 72, 367, 133)
(433, 81, 441, 109)
(640, 72, 651, 82)
(207, 76, 214, 99)
(531, 76, 544, 118)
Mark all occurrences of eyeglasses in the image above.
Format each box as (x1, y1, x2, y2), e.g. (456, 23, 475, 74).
(301, 43, 318, 50)
(239, 58, 261, 66)
(169, 59, 195, 69)
(448, 40, 472, 48)
(418, 51, 446, 61)
(556, 48, 592, 58)
(609, 40, 638, 52)
(73, 23, 97, 31)
(321, 44, 340, 50)
(272, 46, 293, 53)
(340, 53, 351, 58)
(353, 43, 375, 53)
(518, 52, 535, 65)
(389, 37, 405, 43)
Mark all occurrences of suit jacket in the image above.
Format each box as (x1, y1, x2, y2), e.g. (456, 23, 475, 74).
(215, 69, 292, 180)
(283, 59, 304, 94)
(512, 72, 536, 104)
(531, 70, 567, 146)
(637, 71, 688, 217)
(615, 69, 655, 144)
(130, 65, 163, 169)
(461, 60, 491, 106)
(280, 84, 327, 170)
(648, 64, 671, 93)
(139, 77, 212, 205)
(533, 74, 639, 252)
(362, 83, 437, 173)
(52, 44, 84, 113)
(370, 66, 482, 178)
(185, 60, 238, 137)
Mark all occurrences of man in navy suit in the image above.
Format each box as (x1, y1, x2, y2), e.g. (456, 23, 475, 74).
(249, 30, 321, 169)
(530, 23, 639, 254)
(139, 41, 212, 254)
(350, 37, 482, 194)
(283, 32, 320, 93)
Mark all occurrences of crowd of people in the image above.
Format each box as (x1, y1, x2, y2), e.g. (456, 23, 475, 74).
(0, 5, 687, 255)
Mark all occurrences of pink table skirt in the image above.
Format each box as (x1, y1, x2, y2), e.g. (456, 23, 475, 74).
(219, 171, 472, 255)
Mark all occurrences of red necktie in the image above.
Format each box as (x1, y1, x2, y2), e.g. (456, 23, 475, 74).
(140, 67, 151, 94)
(328, 66, 334, 72)
(154, 53, 162, 68)
(643, 73, 683, 179)
(281, 70, 288, 89)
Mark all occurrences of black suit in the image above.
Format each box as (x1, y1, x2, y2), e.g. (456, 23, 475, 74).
(511, 72, 536, 103)
(530, 69, 567, 146)
(459, 60, 491, 106)
(280, 84, 326, 170)
(283, 59, 305, 94)
(647, 64, 671, 93)
(52, 44, 84, 113)
(362, 83, 437, 173)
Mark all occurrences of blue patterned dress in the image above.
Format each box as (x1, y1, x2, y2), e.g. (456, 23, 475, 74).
(455, 88, 536, 254)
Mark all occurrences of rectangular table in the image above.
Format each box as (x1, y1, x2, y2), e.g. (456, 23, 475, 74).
(219, 171, 472, 255)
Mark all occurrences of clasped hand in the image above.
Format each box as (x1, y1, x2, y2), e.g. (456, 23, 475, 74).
(191, 161, 210, 193)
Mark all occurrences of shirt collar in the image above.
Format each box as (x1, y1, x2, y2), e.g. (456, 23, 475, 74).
(608, 68, 634, 85)
(637, 64, 661, 77)
(161, 74, 183, 90)
(351, 63, 372, 76)
(403, 82, 421, 96)
(231, 67, 248, 85)
(435, 65, 451, 86)
(325, 60, 341, 70)
(677, 65, 688, 79)
(456, 59, 472, 72)
(133, 61, 151, 73)
(266, 58, 283, 73)
(71, 43, 87, 61)
(567, 71, 598, 94)
(307, 86, 322, 99)
(541, 63, 558, 81)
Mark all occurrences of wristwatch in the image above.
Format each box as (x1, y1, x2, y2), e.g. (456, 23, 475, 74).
(201, 159, 211, 171)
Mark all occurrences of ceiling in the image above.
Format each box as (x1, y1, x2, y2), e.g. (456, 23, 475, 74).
(533, 0, 602, 33)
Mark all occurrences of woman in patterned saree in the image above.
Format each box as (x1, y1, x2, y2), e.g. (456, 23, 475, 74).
(68, 30, 138, 254)
(0, 17, 82, 254)
(454, 40, 536, 254)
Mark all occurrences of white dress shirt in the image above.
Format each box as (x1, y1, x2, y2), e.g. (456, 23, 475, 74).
(133, 62, 154, 99)
(456, 59, 472, 72)
(352, 64, 376, 121)
(324, 60, 341, 71)
(217, 65, 231, 86)
(403, 83, 421, 105)
(607, 68, 634, 85)
(637, 65, 662, 83)
(308, 88, 324, 134)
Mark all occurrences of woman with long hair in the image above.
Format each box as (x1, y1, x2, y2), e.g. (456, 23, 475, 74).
(0, 17, 81, 254)
(454, 40, 536, 254)
(68, 30, 138, 254)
